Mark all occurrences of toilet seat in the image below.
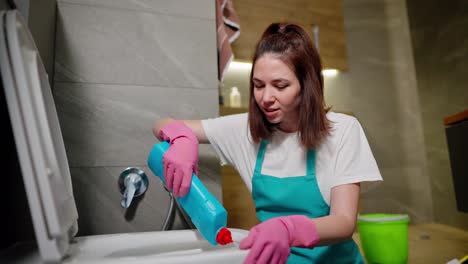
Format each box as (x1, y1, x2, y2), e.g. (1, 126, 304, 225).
(64, 228, 248, 264)
(0, 10, 78, 262)
(0, 10, 248, 263)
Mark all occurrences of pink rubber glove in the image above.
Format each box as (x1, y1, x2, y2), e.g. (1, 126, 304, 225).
(239, 215, 320, 264)
(159, 120, 199, 197)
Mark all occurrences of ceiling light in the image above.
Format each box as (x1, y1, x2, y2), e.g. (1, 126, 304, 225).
(229, 61, 252, 71)
(322, 69, 339, 77)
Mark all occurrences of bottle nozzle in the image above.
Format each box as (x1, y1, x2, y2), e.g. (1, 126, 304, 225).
(216, 228, 233, 245)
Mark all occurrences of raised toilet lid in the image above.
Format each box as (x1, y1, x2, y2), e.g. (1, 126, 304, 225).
(0, 10, 78, 262)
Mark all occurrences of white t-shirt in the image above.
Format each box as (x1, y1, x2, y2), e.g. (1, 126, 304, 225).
(201, 112, 382, 205)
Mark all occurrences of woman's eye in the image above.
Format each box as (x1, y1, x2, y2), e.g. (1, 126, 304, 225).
(276, 84, 288, 89)
(254, 84, 265, 88)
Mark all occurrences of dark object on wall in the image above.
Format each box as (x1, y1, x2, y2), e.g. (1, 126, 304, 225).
(444, 110, 468, 213)
(7, 0, 16, 9)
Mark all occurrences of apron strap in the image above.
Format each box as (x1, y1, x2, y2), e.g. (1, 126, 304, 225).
(254, 139, 268, 175)
(305, 149, 317, 180)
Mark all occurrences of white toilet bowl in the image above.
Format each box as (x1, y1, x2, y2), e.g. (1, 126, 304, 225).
(0, 10, 248, 264)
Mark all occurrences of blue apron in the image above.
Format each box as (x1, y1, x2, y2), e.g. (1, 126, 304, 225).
(252, 139, 365, 263)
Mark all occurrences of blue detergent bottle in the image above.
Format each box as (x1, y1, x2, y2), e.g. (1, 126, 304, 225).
(147, 141, 233, 246)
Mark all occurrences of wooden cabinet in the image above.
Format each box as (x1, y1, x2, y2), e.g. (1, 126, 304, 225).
(444, 110, 468, 213)
(222, 166, 259, 229)
(231, 0, 348, 70)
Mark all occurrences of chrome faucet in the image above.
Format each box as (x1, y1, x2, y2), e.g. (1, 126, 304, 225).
(118, 167, 148, 208)
(117, 166, 194, 230)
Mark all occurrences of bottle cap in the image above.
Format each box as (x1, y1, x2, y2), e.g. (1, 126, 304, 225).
(216, 227, 233, 245)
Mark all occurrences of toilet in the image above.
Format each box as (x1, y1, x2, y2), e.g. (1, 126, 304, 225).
(0, 10, 248, 264)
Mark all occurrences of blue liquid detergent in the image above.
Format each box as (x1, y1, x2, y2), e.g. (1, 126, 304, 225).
(147, 141, 232, 245)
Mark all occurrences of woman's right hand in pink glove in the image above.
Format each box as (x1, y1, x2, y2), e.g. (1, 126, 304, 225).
(158, 120, 199, 197)
(239, 215, 320, 264)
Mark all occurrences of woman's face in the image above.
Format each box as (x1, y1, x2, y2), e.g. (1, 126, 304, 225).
(253, 53, 301, 132)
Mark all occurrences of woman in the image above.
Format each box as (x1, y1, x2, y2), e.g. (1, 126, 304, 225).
(153, 23, 382, 263)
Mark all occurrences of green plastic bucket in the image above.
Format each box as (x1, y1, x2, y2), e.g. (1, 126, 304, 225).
(357, 214, 410, 264)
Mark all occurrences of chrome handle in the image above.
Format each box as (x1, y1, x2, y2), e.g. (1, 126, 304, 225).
(118, 167, 148, 208)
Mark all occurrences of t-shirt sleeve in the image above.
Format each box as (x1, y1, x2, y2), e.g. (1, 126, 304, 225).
(332, 118, 383, 188)
(201, 113, 250, 166)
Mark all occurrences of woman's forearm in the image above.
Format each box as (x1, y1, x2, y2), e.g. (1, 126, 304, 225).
(153, 118, 209, 143)
(311, 183, 360, 246)
(312, 214, 357, 246)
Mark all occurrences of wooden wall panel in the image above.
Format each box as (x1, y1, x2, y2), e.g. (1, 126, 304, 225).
(222, 166, 260, 229)
(231, 0, 348, 70)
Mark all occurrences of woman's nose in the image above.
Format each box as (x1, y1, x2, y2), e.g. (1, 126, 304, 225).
(262, 87, 276, 103)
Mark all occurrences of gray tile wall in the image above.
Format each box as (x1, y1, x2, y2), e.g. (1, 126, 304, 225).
(325, 0, 433, 223)
(407, 0, 468, 230)
(28, 0, 57, 87)
(53, 0, 220, 236)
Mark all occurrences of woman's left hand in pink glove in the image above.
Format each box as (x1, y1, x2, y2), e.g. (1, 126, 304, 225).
(239, 215, 320, 264)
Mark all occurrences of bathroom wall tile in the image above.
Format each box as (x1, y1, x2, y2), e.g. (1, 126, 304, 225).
(342, 0, 389, 31)
(28, 0, 57, 85)
(53, 82, 219, 167)
(57, 0, 215, 19)
(338, 0, 415, 169)
(327, 0, 433, 222)
(361, 166, 433, 223)
(407, 0, 468, 229)
(54, 0, 222, 236)
(55, 2, 217, 89)
(361, 186, 432, 223)
(326, 61, 426, 171)
(324, 73, 353, 111)
(71, 162, 222, 236)
(70, 165, 180, 236)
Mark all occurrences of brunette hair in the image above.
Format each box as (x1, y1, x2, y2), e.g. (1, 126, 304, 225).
(248, 22, 331, 149)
